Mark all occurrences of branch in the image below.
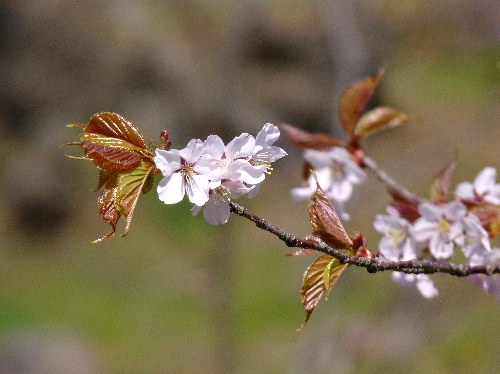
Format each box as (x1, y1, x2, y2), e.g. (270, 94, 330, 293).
(229, 201, 499, 277)
(362, 153, 426, 205)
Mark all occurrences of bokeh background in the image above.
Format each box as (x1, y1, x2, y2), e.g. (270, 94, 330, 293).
(1, 1, 499, 373)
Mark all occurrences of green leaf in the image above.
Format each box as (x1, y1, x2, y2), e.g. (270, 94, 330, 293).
(323, 257, 347, 298)
(339, 68, 384, 137)
(93, 162, 155, 243)
(355, 106, 409, 137)
(300, 254, 348, 327)
(92, 161, 155, 243)
(114, 162, 156, 233)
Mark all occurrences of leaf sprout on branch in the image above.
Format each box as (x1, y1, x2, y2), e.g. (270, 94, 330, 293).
(65, 69, 500, 327)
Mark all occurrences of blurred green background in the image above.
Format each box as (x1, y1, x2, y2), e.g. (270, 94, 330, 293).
(0, 1, 499, 373)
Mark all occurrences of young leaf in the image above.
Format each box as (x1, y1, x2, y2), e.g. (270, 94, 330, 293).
(93, 162, 156, 243)
(95, 174, 121, 243)
(66, 113, 159, 242)
(309, 182, 353, 249)
(82, 112, 147, 149)
(354, 106, 409, 138)
(339, 68, 385, 137)
(388, 190, 420, 222)
(430, 161, 456, 203)
(280, 123, 345, 150)
(471, 204, 500, 238)
(66, 113, 154, 173)
(301, 254, 348, 327)
(78, 138, 145, 172)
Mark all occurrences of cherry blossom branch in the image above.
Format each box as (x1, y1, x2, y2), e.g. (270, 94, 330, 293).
(229, 201, 500, 277)
(361, 153, 426, 205)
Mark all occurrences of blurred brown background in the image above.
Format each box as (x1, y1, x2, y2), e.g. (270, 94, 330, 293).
(0, 1, 499, 373)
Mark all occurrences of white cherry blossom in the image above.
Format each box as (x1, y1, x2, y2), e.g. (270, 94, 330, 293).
(291, 146, 366, 220)
(303, 147, 366, 203)
(202, 133, 256, 183)
(392, 272, 439, 299)
(192, 180, 256, 225)
(291, 168, 350, 220)
(155, 139, 220, 206)
(374, 206, 423, 261)
(468, 248, 500, 301)
(411, 201, 466, 259)
(252, 123, 288, 164)
(181, 123, 286, 225)
(455, 167, 500, 204)
(456, 213, 491, 258)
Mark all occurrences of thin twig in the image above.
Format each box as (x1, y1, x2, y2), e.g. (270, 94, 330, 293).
(362, 154, 426, 205)
(229, 201, 499, 277)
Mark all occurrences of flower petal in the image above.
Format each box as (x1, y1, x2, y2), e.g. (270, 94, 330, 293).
(157, 173, 185, 204)
(255, 123, 280, 152)
(185, 174, 210, 206)
(203, 135, 225, 159)
(415, 274, 439, 298)
(179, 139, 205, 163)
(226, 133, 255, 159)
(154, 149, 182, 177)
(474, 167, 497, 195)
(202, 194, 231, 225)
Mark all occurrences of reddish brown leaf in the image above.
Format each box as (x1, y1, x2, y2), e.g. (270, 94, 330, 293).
(160, 130, 172, 150)
(388, 189, 420, 223)
(94, 174, 120, 243)
(309, 182, 353, 249)
(355, 106, 409, 137)
(339, 68, 385, 137)
(66, 113, 154, 174)
(66, 113, 160, 242)
(301, 161, 313, 181)
(300, 254, 348, 327)
(471, 204, 500, 237)
(80, 141, 144, 172)
(280, 123, 345, 150)
(84, 112, 147, 149)
(430, 161, 456, 203)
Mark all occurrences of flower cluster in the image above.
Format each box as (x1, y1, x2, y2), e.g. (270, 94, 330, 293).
(374, 167, 500, 299)
(292, 146, 366, 220)
(154, 124, 287, 224)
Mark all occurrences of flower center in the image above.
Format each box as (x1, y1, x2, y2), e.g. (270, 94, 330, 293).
(213, 186, 230, 205)
(181, 164, 195, 176)
(437, 218, 451, 236)
(389, 229, 405, 246)
(331, 162, 345, 181)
